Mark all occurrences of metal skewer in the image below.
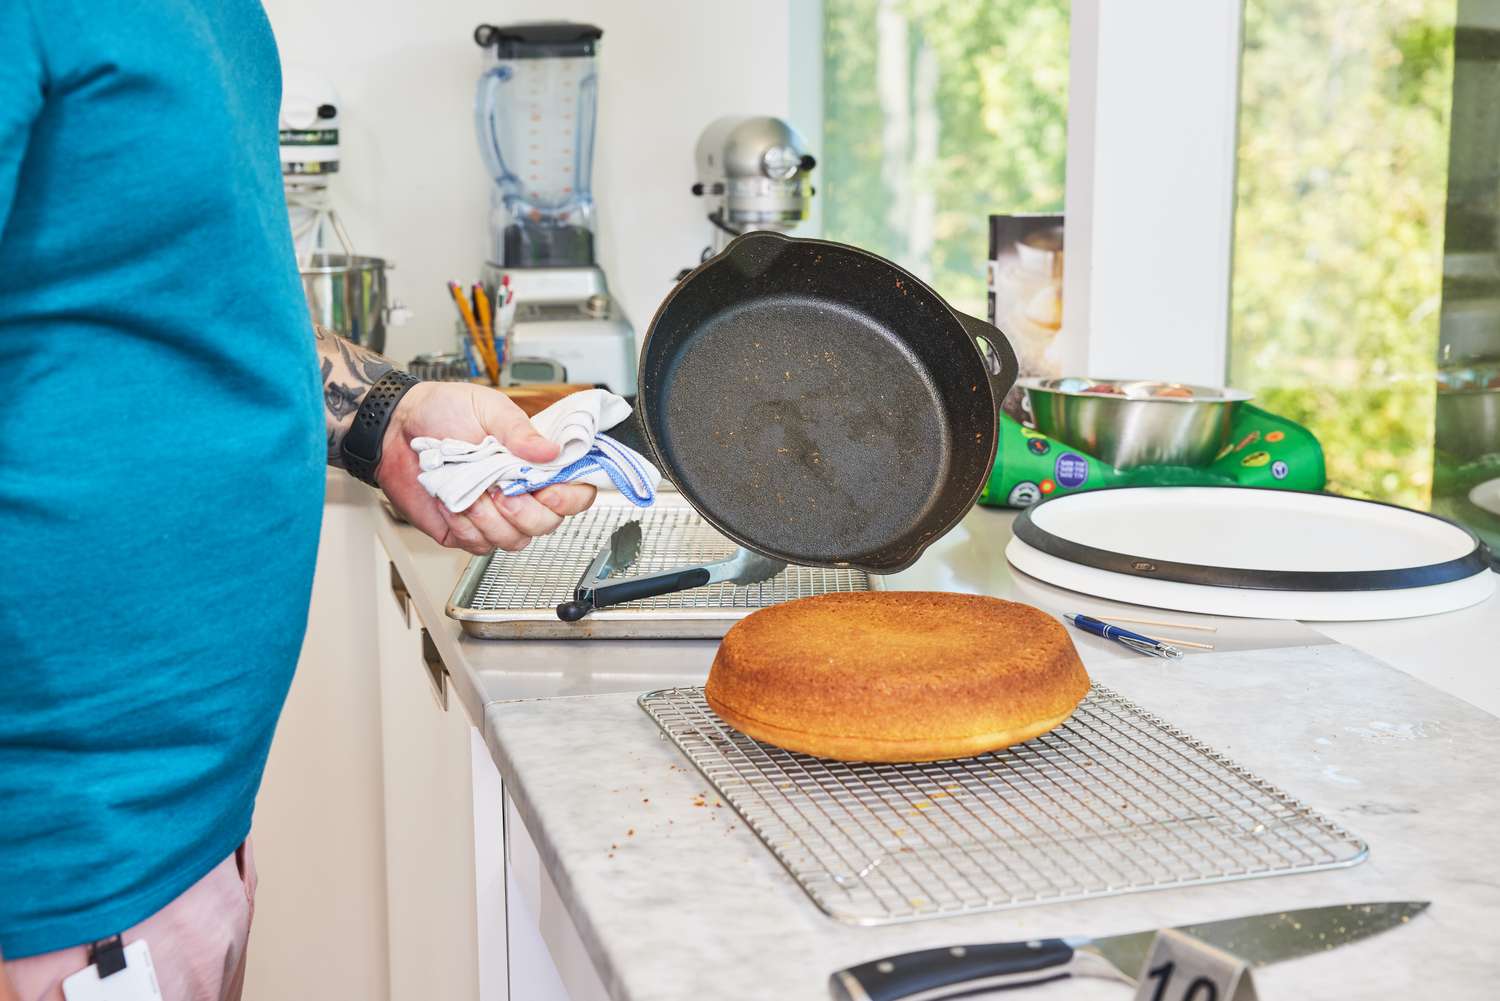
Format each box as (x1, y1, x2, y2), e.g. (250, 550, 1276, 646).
(1094, 615, 1218, 633)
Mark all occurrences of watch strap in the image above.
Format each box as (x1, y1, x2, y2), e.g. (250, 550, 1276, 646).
(342, 369, 420, 487)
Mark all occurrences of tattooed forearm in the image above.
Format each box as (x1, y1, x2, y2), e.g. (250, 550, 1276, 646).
(315, 324, 395, 467)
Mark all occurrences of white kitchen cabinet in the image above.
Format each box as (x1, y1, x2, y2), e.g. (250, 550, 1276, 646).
(246, 479, 389, 1000)
(375, 541, 484, 1001)
(373, 525, 613, 1001)
(503, 793, 610, 1001)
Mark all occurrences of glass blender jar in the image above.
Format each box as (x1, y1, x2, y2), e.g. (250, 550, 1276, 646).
(469, 22, 637, 394)
(473, 22, 601, 270)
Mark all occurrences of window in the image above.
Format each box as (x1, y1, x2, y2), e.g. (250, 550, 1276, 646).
(822, 0, 1070, 317)
(1433, 4, 1500, 544)
(1229, 0, 1457, 508)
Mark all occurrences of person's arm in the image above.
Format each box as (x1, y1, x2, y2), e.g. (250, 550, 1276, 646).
(314, 327, 595, 554)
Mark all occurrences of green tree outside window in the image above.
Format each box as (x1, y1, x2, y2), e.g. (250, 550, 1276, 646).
(1231, 0, 1455, 507)
(822, 0, 1070, 318)
(824, 0, 1456, 508)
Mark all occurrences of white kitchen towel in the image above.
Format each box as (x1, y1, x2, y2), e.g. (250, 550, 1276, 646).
(411, 389, 660, 512)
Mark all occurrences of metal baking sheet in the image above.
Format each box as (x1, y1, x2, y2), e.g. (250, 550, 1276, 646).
(448, 504, 876, 639)
(639, 685, 1367, 926)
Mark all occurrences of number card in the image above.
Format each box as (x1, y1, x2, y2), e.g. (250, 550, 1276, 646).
(1132, 927, 1259, 1001)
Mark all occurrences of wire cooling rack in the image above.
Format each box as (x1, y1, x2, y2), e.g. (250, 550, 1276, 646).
(639, 686, 1367, 925)
(448, 505, 873, 638)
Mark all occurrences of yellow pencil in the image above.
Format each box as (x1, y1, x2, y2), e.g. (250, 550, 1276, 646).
(448, 281, 496, 384)
(473, 283, 497, 383)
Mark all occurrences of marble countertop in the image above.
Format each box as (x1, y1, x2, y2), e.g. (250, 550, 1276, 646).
(375, 491, 1500, 724)
(485, 643, 1500, 1001)
(370, 491, 1500, 998)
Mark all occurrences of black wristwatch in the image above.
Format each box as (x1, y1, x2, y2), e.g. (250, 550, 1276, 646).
(341, 369, 421, 487)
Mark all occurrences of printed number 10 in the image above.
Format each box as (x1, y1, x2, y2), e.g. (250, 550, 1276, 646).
(1146, 961, 1219, 1001)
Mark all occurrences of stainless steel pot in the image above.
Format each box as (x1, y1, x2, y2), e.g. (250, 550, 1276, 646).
(298, 252, 390, 352)
(1436, 387, 1500, 460)
(1021, 377, 1251, 468)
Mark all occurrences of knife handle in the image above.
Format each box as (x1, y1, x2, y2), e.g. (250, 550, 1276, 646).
(829, 939, 1075, 1001)
(591, 567, 713, 609)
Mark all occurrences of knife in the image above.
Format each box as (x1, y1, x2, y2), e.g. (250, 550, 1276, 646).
(828, 901, 1429, 1000)
(556, 520, 643, 621)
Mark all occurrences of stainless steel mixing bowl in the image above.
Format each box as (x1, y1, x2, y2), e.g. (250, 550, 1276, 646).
(1020, 377, 1252, 468)
(298, 252, 389, 352)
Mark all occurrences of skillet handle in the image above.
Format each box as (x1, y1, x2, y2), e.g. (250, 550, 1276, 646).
(955, 312, 1020, 403)
(604, 404, 652, 458)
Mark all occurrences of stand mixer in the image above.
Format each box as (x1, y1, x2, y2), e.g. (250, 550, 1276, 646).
(687, 115, 816, 266)
(280, 67, 407, 353)
(472, 22, 636, 392)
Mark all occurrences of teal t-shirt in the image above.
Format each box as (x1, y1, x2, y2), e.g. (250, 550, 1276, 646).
(0, 1, 323, 957)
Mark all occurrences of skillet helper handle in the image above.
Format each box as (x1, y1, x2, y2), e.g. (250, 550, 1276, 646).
(604, 404, 651, 457)
(591, 567, 712, 609)
(955, 311, 1020, 401)
(829, 939, 1077, 1001)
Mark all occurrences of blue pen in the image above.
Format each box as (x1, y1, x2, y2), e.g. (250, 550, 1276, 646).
(1064, 613, 1184, 660)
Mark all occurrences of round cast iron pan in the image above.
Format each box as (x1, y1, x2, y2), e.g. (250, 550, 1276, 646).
(611, 231, 1018, 574)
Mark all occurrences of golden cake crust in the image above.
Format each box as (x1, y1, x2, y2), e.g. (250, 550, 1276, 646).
(704, 592, 1090, 762)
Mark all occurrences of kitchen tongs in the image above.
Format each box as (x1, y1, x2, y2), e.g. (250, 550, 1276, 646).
(556, 520, 786, 621)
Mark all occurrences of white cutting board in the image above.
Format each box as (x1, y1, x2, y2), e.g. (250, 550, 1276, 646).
(1007, 487, 1495, 620)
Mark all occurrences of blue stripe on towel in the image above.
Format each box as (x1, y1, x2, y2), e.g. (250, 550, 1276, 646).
(498, 443, 657, 507)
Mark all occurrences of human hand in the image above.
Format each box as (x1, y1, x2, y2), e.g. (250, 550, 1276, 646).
(377, 382, 596, 555)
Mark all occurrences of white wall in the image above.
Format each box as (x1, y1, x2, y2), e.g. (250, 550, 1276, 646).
(264, 0, 796, 363)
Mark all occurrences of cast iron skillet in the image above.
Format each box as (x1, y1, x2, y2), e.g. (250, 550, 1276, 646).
(609, 231, 1019, 574)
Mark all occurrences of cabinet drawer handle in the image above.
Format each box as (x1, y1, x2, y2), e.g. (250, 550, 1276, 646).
(389, 561, 410, 627)
(419, 628, 449, 711)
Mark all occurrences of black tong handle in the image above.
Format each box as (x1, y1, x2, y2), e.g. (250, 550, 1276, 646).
(555, 566, 713, 620)
(593, 567, 712, 608)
